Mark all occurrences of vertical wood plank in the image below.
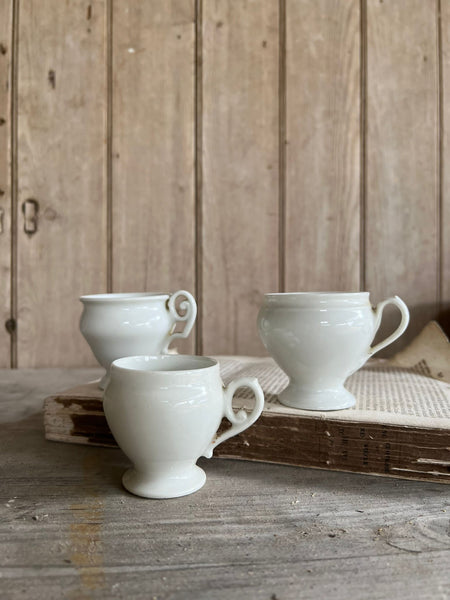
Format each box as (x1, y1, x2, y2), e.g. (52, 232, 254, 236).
(441, 0, 450, 333)
(365, 0, 439, 353)
(111, 0, 196, 353)
(285, 0, 361, 292)
(0, 0, 13, 366)
(201, 0, 279, 355)
(17, 0, 107, 366)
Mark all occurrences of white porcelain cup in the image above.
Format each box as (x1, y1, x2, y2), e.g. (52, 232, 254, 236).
(103, 355, 265, 499)
(80, 290, 197, 389)
(257, 292, 410, 411)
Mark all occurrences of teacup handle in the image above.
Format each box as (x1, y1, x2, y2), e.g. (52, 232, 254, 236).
(203, 377, 265, 458)
(368, 295, 410, 356)
(162, 290, 197, 353)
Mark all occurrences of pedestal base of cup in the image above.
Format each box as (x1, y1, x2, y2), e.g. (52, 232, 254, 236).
(278, 383, 356, 411)
(122, 465, 206, 499)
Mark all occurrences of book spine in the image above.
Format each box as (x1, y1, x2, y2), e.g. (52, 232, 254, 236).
(44, 399, 450, 483)
(214, 414, 450, 483)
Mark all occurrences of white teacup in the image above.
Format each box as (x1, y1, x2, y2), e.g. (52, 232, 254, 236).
(80, 290, 197, 389)
(257, 292, 410, 411)
(103, 355, 265, 499)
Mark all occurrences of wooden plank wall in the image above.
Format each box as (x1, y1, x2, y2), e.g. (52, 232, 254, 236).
(0, 0, 13, 367)
(285, 0, 361, 293)
(201, 0, 279, 356)
(0, 0, 448, 367)
(442, 0, 450, 329)
(16, 0, 108, 366)
(365, 0, 440, 353)
(111, 0, 196, 354)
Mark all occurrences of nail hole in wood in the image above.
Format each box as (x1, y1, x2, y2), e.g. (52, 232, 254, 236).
(48, 70, 56, 89)
(5, 318, 16, 335)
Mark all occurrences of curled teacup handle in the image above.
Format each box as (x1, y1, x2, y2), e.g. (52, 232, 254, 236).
(368, 295, 410, 356)
(203, 377, 265, 459)
(163, 290, 197, 353)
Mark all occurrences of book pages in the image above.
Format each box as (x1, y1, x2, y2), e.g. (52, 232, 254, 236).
(214, 320, 450, 427)
(389, 320, 450, 382)
(214, 334, 450, 428)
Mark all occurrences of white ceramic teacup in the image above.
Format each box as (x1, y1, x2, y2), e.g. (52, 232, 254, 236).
(103, 355, 265, 499)
(80, 290, 197, 389)
(257, 292, 410, 411)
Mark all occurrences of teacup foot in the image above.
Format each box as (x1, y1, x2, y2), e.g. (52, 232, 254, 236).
(278, 384, 356, 411)
(122, 465, 206, 499)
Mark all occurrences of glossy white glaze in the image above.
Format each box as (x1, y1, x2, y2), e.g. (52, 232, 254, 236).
(103, 355, 264, 499)
(80, 290, 197, 389)
(257, 292, 410, 411)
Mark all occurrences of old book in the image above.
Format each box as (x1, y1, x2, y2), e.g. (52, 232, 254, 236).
(44, 322, 450, 484)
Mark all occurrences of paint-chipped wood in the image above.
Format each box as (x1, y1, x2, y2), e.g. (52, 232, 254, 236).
(285, 0, 361, 292)
(16, 0, 107, 366)
(1, 368, 450, 599)
(365, 0, 440, 354)
(0, 0, 12, 366)
(111, 0, 196, 353)
(201, 0, 279, 355)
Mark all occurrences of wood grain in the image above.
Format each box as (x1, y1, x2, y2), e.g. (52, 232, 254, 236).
(0, 0, 448, 366)
(1, 368, 450, 599)
(365, 0, 440, 355)
(16, 0, 107, 366)
(285, 0, 361, 292)
(0, 1, 12, 366)
(442, 0, 450, 327)
(201, 0, 279, 356)
(111, 0, 196, 353)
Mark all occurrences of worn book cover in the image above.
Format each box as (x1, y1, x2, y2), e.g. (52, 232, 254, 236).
(44, 322, 450, 483)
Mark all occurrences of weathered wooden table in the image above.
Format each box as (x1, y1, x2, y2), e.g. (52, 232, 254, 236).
(1, 369, 449, 600)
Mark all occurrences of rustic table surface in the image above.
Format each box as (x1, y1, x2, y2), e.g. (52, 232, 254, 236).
(1, 369, 449, 600)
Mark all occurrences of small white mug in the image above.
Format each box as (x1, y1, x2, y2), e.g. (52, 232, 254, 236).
(80, 290, 197, 389)
(258, 292, 410, 411)
(103, 355, 265, 499)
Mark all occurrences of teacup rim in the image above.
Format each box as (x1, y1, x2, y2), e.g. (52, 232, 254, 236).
(110, 354, 218, 375)
(264, 291, 369, 297)
(80, 292, 169, 303)
(263, 291, 371, 306)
